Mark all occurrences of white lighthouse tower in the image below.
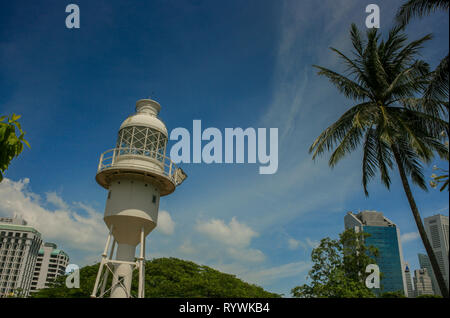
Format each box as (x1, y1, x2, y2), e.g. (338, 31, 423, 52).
(91, 98, 186, 298)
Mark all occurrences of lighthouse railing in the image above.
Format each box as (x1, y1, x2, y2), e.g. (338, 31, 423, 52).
(97, 148, 181, 184)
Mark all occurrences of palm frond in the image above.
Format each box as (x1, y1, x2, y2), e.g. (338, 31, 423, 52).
(375, 126, 394, 190)
(391, 34, 433, 76)
(329, 126, 363, 168)
(329, 47, 367, 88)
(395, 139, 428, 190)
(350, 23, 365, 58)
(423, 54, 449, 117)
(363, 29, 389, 97)
(312, 65, 371, 101)
(392, 112, 435, 162)
(395, 0, 450, 27)
(384, 60, 431, 101)
(380, 26, 408, 67)
(362, 128, 379, 196)
(309, 103, 376, 160)
(392, 104, 449, 137)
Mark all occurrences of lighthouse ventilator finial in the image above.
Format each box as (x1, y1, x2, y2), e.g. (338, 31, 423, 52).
(91, 99, 187, 298)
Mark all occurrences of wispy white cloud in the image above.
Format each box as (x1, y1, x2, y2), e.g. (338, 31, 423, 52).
(288, 238, 301, 250)
(226, 247, 265, 263)
(0, 178, 107, 252)
(244, 261, 311, 285)
(401, 232, 420, 244)
(216, 260, 312, 288)
(194, 216, 265, 263)
(288, 237, 319, 251)
(45, 191, 69, 210)
(177, 239, 196, 256)
(196, 217, 258, 248)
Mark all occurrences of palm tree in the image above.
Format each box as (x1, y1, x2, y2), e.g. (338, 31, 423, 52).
(309, 24, 449, 297)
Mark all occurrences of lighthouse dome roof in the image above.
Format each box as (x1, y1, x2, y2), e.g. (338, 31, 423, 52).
(119, 99, 168, 136)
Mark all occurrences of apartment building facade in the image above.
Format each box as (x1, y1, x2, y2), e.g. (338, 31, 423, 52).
(0, 216, 42, 297)
(30, 242, 69, 293)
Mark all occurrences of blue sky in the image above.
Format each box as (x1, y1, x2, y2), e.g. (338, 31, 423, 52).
(0, 0, 448, 296)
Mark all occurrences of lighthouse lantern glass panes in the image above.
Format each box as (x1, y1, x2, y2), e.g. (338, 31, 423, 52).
(133, 126, 146, 155)
(147, 129, 158, 158)
(116, 126, 167, 162)
(117, 127, 133, 155)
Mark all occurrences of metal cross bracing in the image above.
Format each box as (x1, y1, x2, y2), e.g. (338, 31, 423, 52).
(91, 225, 146, 299)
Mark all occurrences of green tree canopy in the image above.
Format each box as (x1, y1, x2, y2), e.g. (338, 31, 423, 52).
(380, 290, 407, 298)
(416, 294, 443, 298)
(0, 114, 30, 182)
(31, 257, 280, 298)
(291, 229, 378, 298)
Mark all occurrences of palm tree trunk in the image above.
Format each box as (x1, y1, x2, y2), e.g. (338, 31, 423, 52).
(392, 146, 449, 298)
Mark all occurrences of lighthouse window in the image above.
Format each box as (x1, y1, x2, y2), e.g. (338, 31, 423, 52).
(116, 126, 167, 161)
(152, 195, 156, 204)
(107, 191, 111, 199)
(116, 127, 134, 154)
(133, 127, 147, 154)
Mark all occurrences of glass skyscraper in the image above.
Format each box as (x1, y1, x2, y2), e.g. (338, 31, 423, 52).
(345, 211, 407, 296)
(418, 253, 439, 295)
(423, 214, 449, 296)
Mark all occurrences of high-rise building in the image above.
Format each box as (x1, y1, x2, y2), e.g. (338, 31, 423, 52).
(30, 242, 69, 293)
(0, 216, 42, 297)
(345, 211, 407, 296)
(404, 262, 414, 297)
(414, 268, 434, 297)
(423, 214, 449, 295)
(418, 253, 439, 295)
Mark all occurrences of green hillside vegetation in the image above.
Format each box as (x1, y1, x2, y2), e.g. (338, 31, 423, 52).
(31, 257, 281, 298)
